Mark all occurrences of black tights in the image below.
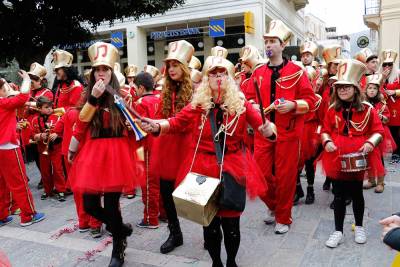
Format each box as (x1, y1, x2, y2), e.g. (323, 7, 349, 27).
(332, 180, 364, 232)
(83, 192, 127, 239)
(160, 179, 179, 224)
(204, 216, 240, 267)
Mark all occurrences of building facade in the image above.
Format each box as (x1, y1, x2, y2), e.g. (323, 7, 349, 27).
(363, 0, 400, 65)
(304, 13, 327, 41)
(68, 0, 308, 73)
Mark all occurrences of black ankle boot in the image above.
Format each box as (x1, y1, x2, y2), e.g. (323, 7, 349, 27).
(293, 183, 304, 205)
(160, 221, 183, 254)
(323, 178, 331, 191)
(226, 259, 238, 267)
(109, 238, 126, 267)
(305, 186, 315, 204)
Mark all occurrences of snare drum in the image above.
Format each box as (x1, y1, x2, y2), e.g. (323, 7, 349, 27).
(340, 152, 368, 172)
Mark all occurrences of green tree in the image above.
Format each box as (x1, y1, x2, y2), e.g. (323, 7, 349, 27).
(0, 0, 185, 69)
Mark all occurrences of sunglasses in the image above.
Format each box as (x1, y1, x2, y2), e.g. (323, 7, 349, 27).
(382, 63, 393, 67)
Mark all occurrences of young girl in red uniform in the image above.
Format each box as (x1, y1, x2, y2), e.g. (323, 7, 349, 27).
(32, 96, 66, 201)
(68, 42, 138, 267)
(321, 59, 384, 248)
(53, 106, 102, 237)
(364, 74, 396, 193)
(0, 72, 45, 227)
(142, 56, 274, 267)
(380, 49, 400, 159)
(149, 40, 195, 254)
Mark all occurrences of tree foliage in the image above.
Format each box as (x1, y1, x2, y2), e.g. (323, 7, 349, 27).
(0, 0, 185, 69)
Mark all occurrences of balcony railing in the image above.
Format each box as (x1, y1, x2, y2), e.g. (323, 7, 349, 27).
(364, 0, 380, 15)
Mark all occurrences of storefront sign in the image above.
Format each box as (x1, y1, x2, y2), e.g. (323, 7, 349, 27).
(150, 28, 201, 40)
(209, 19, 225, 37)
(111, 32, 124, 48)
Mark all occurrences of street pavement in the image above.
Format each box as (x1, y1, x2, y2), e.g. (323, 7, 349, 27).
(0, 160, 399, 267)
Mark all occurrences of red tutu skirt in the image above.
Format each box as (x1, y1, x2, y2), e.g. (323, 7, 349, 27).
(69, 137, 139, 193)
(379, 126, 397, 155)
(321, 135, 367, 180)
(150, 132, 192, 181)
(367, 147, 385, 177)
(299, 121, 320, 169)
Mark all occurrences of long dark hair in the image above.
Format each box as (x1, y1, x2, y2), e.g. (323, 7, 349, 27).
(86, 68, 124, 137)
(331, 85, 364, 112)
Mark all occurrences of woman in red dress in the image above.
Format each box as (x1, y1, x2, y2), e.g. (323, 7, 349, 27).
(321, 59, 384, 248)
(381, 49, 400, 159)
(364, 74, 396, 193)
(67, 42, 138, 267)
(149, 40, 195, 254)
(142, 56, 275, 267)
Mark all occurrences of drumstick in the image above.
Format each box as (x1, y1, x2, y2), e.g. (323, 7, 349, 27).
(253, 78, 265, 124)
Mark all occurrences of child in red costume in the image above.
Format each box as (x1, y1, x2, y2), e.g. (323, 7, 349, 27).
(363, 74, 396, 193)
(0, 72, 45, 227)
(321, 59, 384, 248)
(31, 97, 66, 201)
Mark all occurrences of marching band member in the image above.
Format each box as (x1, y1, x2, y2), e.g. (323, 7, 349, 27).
(133, 72, 161, 229)
(354, 48, 379, 90)
(188, 56, 203, 90)
(53, 103, 103, 237)
(321, 59, 384, 248)
(124, 64, 138, 85)
(320, 44, 343, 192)
(0, 72, 45, 227)
(52, 50, 84, 109)
(381, 49, 400, 158)
(150, 40, 194, 254)
(141, 56, 274, 267)
(31, 96, 66, 201)
(364, 74, 396, 193)
(246, 20, 316, 234)
(68, 42, 138, 266)
(294, 66, 323, 205)
(300, 41, 318, 67)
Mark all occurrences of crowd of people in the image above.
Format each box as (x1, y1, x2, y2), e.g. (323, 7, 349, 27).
(0, 19, 400, 267)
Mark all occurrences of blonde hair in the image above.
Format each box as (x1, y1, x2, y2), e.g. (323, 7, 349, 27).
(191, 75, 245, 116)
(380, 64, 400, 84)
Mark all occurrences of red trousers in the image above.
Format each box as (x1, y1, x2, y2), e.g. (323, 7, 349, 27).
(39, 144, 66, 195)
(64, 155, 101, 229)
(254, 137, 300, 225)
(141, 150, 160, 225)
(0, 148, 36, 223)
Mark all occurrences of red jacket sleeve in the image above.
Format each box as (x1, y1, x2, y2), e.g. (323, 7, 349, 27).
(0, 93, 29, 110)
(167, 104, 201, 133)
(53, 114, 65, 136)
(69, 84, 84, 107)
(245, 101, 262, 130)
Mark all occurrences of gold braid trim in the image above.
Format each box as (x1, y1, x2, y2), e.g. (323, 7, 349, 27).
(275, 70, 303, 90)
(310, 94, 322, 112)
(349, 106, 371, 132)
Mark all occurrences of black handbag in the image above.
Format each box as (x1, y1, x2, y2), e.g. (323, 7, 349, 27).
(209, 109, 246, 212)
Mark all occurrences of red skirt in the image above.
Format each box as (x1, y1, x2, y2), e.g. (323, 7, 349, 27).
(321, 135, 367, 180)
(150, 132, 191, 181)
(379, 126, 397, 155)
(299, 121, 320, 169)
(367, 147, 385, 177)
(69, 137, 139, 193)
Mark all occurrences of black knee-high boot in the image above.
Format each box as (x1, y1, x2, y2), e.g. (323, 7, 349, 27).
(222, 217, 240, 267)
(204, 217, 223, 267)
